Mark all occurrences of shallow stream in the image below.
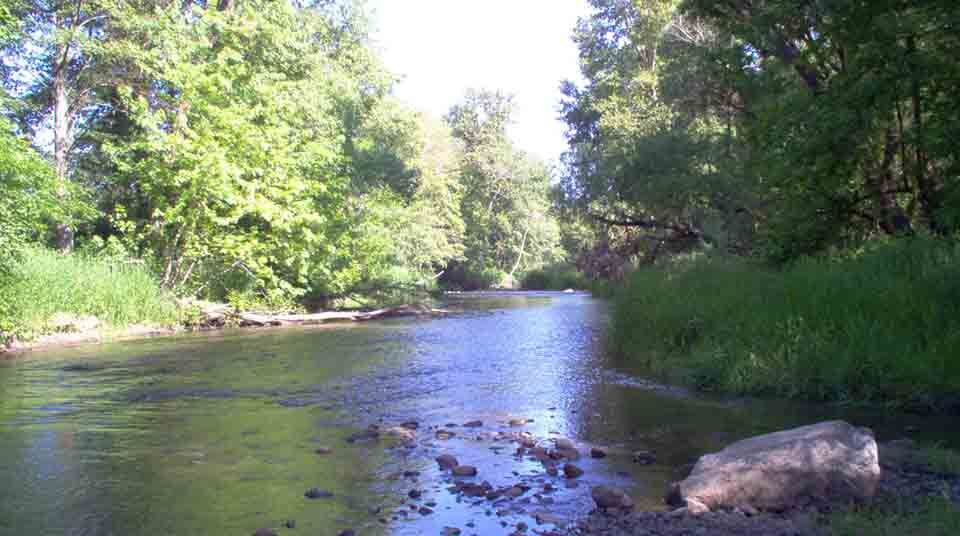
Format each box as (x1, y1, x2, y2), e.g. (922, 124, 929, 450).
(1, 292, 956, 535)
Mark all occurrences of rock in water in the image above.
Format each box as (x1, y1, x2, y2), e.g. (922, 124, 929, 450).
(667, 420, 880, 512)
(452, 465, 478, 477)
(590, 447, 607, 459)
(436, 454, 459, 470)
(304, 488, 334, 499)
(555, 438, 575, 450)
(591, 486, 634, 510)
(563, 463, 584, 478)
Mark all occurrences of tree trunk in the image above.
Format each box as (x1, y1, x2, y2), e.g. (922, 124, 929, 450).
(52, 15, 73, 252)
(908, 36, 939, 232)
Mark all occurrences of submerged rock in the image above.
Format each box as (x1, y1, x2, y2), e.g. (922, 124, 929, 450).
(304, 487, 334, 499)
(591, 485, 634, 510)
(452, 465, 478, 477)
(667, 420, 880, 512)
(436, 454, 459, 470)
(345, 428, 380, 443)
(590, 447, 607, 459)
(632, 450, 657, 465)
(563, 463, 584, 478)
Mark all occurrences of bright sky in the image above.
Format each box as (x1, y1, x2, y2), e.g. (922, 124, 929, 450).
(368, 0, 591, 164)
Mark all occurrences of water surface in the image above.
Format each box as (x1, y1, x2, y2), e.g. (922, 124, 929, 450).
(1, 292, 956, 535)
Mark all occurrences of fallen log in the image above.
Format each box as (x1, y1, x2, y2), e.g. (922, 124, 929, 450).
(236, 305, 449, 327)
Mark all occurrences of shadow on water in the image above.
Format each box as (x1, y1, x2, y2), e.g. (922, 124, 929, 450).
(1, 291, 958, 535)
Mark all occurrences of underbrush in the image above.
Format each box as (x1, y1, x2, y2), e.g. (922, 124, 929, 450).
(521, 264, 587, 290)
(0, 247, 178, 344)
(610, 238, 960, 408)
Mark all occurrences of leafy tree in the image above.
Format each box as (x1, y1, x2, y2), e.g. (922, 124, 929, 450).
(445, 89, 561, 288)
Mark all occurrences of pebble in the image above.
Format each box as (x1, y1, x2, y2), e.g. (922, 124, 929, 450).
(590, 447, 607, 458)
(555, 438, 575, 450)
(314, 447, 333, 455)
(337, 530, 355, 536)
(464, 420, 483, 427)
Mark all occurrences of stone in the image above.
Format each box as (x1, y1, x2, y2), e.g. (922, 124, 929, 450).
(546, 465, 559, 477)
(452, 465, 478, 477)
(437, 454, 459, 470)
(509, 418, 528, 427)
(441, 528, 461, 536)
(667, 420, 880, 512)
(314, 447, 333, 455)
(563, 463, 583, 478)
(252, 529, 277, 536)
(590, 447, 607, 458)
(384, 426, 416, 442)
(556, 448, 580, 460)
(304, 487, 334, 499)
(505, 486, 525, 498)
(337, 531, 355, 536)
(464, 420, 484, 428)
(436, 430, 456, 440)
(400, 420, 419, 430)
(408, 489, 422, 499)
(418, 506, 434, 515)
(632, 450, 657, 465)
(282, 519, 296, 528)
(555, 438, 575, 450)
(591, 486, 634, 510)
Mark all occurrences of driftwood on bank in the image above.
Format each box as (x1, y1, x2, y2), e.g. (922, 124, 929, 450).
(187, 302, 450, 328)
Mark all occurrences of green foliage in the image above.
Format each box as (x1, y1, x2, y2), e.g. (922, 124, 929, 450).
(829, 497, 960, 536)
(444, 89, 562, 288)
(610, 238, 960, 406)
(0, 247, 178, 344)
(0, 119, 57, 275)
(521, 265, 587, 291)
(562, 0, 960, 267)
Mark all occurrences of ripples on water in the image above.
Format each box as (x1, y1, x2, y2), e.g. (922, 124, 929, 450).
(1, 292, 957, 535)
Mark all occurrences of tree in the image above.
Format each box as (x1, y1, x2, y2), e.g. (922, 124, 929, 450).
(4, 0, 115, 250)
(445, 89, 561, 288)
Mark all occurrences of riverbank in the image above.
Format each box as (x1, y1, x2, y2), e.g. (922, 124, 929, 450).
(0, 302, 448, 356)
(609, 238, 960, 413)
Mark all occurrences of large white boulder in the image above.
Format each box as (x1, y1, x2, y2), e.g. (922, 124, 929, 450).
(667, 420, 880, 512)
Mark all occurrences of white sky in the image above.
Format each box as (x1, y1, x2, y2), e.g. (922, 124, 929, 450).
(367, 0, 591, 164)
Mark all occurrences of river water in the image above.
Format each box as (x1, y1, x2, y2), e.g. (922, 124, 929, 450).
(1, 292, 956, 535)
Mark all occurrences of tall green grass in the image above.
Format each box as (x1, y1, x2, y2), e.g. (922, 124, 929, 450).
(610, 238, 960, 408)
(0, 247, 178, 343)
(829, 497, 960, 536)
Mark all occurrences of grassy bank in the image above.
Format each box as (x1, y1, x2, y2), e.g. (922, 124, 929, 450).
(0, 247, 179, 345)
(610, 238, 960, 409)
